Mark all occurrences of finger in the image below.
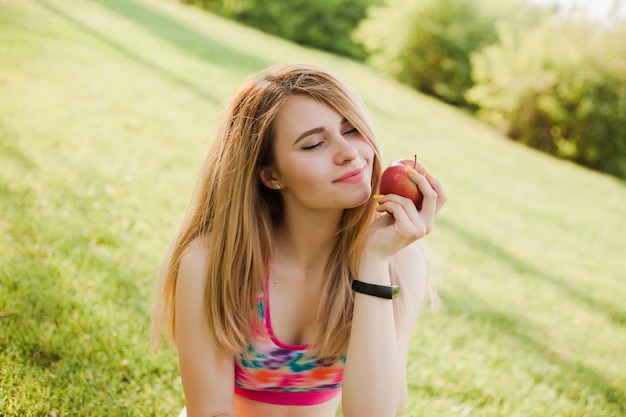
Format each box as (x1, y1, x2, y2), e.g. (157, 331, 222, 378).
(406, 167, 433, 195)
(376, 176, 432, 230)
(425, 174, 447, 213)
(375, 195, 429, 238)
(375, 197, 414, 224)
(407, 170, 437, 222)
(413, 161, 428, 176)
(407, 166, 446, 215)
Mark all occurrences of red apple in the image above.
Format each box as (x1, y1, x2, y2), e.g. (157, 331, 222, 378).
(379, 155, 426, 209)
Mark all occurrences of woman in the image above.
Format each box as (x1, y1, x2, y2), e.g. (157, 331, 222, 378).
(152, 63, 447, 417)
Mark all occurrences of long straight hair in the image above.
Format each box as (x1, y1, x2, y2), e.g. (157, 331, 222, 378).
(152, 63, 382, 358)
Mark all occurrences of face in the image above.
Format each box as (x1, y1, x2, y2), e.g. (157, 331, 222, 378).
(262, 94, 375, 212)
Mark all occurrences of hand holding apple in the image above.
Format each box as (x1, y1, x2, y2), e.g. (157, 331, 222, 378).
(379, 155, 428, 209)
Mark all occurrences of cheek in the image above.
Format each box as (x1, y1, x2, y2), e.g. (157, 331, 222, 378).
(356, 140, 376, 172)
(358, 139, 375, 160)
(286, 158, 328, 190)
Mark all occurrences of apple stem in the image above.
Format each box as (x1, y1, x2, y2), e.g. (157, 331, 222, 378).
(413, 154, 417, 169)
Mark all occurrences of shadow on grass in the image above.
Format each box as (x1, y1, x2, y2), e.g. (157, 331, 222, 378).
(444, 285, 625, 414)
(437, 216, 626, 413)
(89, 0, 273, 73)
(0, 122, 39, 173)
(33, 0, 261, 107)
(439, 216, 626, 327)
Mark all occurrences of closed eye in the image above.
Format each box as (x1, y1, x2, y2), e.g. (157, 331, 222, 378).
(301, 142, 323, 150)
(342, 127, 359, 135)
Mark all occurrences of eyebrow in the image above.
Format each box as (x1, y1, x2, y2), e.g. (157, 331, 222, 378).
(294, 127, 325, 145)
(293, 118, 350, 145)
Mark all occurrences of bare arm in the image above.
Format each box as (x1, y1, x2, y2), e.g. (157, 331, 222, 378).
(175, 241, 236, 417)
(342, 245, 428, 417)
(342, 171, 446, 417)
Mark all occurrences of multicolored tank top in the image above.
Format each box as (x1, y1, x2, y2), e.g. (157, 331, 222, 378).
(234, 279, 346, 406)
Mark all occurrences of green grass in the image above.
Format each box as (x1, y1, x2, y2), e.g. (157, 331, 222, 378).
(1, 0, 625, 416)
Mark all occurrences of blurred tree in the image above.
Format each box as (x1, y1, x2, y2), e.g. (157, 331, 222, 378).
(354, 0, 552, 107)
(466, 17, 626, 177)
(182, 0, 381, 60)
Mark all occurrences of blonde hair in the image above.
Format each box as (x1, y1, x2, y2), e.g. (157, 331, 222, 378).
(152, 63, 382, 358)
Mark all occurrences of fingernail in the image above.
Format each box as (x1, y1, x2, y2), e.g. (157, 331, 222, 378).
(373, 194, 384, 200)
(425, 171, 433, 178)
(407, 166, 418, 175)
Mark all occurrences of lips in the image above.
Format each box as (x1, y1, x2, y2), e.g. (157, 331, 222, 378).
(334, 168, 364, 183)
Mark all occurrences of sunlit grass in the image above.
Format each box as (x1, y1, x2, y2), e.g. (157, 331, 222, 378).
(1, 0, 625, 416)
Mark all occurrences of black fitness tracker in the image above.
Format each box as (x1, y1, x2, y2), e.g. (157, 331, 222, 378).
(351, 279, 400, 299)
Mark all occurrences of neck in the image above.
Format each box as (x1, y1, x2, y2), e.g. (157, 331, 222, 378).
(273, 207, 343, 275)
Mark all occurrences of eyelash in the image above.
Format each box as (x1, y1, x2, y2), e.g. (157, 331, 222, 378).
(300, 128, 359, 151)
(302, 142, 323, 150)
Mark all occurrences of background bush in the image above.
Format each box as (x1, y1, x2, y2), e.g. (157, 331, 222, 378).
(354, 0, 551, 106)
(466, 18, 626, 178)
(182, 0, 380, 60)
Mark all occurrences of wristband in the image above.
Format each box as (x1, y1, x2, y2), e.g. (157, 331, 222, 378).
(351, 279, 400, 299)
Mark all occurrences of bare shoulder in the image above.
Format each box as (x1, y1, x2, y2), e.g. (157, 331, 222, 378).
(181, 235, 212, 263)
(177, 236, 212, 286)
(175, 236, 212, 322)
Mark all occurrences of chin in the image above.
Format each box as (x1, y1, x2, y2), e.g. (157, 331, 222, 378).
(345, 189, 372, 208)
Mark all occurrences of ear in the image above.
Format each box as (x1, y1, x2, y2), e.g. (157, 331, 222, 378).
(259, 166, 283, 190)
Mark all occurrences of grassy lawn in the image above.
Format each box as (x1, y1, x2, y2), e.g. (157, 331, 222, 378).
(1, 0, 625, 416)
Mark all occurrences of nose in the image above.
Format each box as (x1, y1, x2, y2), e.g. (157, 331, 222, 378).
(333, 136, 358, 164)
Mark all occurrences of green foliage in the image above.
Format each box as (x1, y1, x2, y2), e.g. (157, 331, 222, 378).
(182, 0, 380, 60)
(467, 19, 626, 178)
(351, 0, 418, 75)
(394, 0, 498, 106)
(354, 0, 546, 106)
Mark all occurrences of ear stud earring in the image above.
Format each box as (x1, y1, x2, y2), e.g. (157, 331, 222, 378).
(275, 184, 281, 189)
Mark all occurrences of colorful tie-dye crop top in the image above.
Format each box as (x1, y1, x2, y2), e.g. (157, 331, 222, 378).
(234, 279, 346, 406)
